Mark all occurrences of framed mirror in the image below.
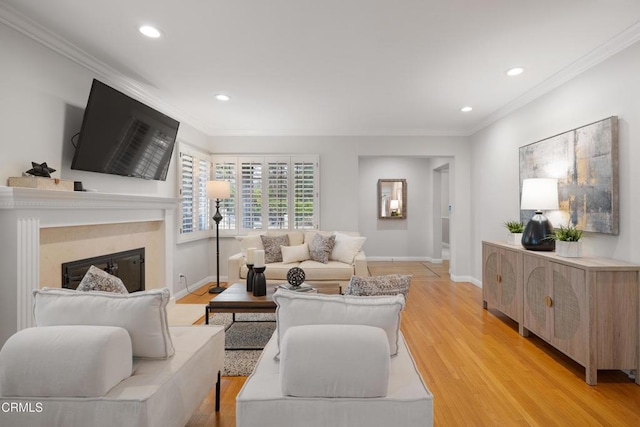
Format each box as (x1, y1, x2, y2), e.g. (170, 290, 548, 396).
(378, 179, 407, 219)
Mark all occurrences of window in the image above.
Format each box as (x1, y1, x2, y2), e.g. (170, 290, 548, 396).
(178, 147, 319, 242)
(212, 155, 319, 234)
(178, 143, 211, 241)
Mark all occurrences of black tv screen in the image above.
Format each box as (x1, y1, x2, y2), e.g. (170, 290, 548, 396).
(71, 79, 180, 181)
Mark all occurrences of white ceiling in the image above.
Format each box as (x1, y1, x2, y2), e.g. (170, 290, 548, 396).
(2, 0, 640, 136)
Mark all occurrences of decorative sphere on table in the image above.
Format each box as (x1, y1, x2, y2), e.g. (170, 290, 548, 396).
(287, 267, 305, 287)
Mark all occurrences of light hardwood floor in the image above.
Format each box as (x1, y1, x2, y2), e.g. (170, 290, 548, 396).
(181, 261, 640, 426)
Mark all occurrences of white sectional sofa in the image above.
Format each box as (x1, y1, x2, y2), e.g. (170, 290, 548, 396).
(236, 290, 434, 427)
(0, 288, 225, 427)
(228, 230, 368, 288)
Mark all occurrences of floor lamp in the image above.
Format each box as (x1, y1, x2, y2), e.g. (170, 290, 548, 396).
(206, 180, 231, 294)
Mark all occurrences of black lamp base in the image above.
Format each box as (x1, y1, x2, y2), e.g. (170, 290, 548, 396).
(522, 212, 555, 251)
(208, 286, 226, 294)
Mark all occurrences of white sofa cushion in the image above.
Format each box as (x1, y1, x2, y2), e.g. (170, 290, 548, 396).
(281, 244, 310, 263)
(236, 330, 434, 427)
(237, 234, 264, 255)
(280, 324, 390, 398)
(33, 288, 174, 359)
(331, 232, 367, 264)
(0, 325, 132, 397)
(273, 290, 405, 357)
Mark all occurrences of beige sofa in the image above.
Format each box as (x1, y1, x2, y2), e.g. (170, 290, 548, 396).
(228, 230, 368, 289)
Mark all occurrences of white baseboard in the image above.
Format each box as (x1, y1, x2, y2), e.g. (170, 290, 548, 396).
(450, 274, 482, 287)
(173, 275, 221, 300)
(367, 256, 432, 262)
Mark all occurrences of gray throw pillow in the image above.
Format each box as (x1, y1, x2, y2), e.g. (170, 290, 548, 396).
(345, 274, 412, 298)
(260, 234, 290, 263)
(76, 265, 129, 294)
(309, 233, 336, 264)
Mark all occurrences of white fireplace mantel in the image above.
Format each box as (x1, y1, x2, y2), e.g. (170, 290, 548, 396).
(0, 187, 178, 227)
(0, 186, 179, 347)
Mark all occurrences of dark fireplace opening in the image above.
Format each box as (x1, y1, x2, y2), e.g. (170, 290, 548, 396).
(62, 248, 145, 293)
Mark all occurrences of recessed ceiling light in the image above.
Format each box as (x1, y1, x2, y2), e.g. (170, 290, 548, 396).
(139, 25, 161, 38)
(215, 94, 231, 101)
(506, 66, 524, 76)
(460, 106, 473, 112)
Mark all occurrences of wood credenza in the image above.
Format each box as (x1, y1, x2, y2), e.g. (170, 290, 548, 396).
(482, 240, 639, 385)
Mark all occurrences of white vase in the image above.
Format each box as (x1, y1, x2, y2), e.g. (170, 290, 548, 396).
(506, 232, 523, 246)
(556, 240, 582, 257)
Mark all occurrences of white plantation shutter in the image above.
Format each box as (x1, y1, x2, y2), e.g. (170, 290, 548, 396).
(240, 158, 263, 231)
(186, 153, 319, 239)
(292, 157, 318, 229)
(196, 158, 210, 231)
(267, 158, 289, 229)
(178, 143, 212, 242)
(180, 152, 195, 234)
(213, 159, 237, 231)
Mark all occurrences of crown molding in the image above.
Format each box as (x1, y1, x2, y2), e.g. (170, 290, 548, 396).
(0, 3, 212, 136)
(206, 127, 467, 137)
(469, 20, 640, 135)
(3, 3, 639, 139)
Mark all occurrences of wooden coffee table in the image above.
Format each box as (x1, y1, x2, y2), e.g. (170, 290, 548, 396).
(204, 282, 341, 324)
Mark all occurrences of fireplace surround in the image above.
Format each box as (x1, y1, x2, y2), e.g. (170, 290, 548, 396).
(0, 187, 178, 347)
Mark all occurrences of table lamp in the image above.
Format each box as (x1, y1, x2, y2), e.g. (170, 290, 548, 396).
(520, 178, 559, 251)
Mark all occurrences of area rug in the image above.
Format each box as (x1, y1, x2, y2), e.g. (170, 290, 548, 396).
(209, 313, 276, 376)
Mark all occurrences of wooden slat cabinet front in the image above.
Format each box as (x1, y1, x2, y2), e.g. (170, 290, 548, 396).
(483, 241, 639, 385)
(482, 243, 523, 332)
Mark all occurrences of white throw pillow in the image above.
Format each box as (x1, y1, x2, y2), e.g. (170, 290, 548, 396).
(281, 244, 310, 264)
(273, 290, 405, 358)
(330, 232, 366, 264)
(236, 234, 265, 260)
(0, 325, 132, 397)
(280, 324, 390, 398)
(33, 288, 174, 359)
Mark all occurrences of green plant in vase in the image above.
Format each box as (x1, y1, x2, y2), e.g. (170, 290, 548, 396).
(549, 224, 583, 241)
(548, 224, 583, 257)
(504, 220, 525, 245)
(504, 221, 525, 233)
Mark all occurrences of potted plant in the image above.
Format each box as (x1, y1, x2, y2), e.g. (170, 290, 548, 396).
(504, 220, 525, 246)
(549, 224, 584, 257)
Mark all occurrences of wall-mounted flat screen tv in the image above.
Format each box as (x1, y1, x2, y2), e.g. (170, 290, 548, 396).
(71, 79, 180, 181)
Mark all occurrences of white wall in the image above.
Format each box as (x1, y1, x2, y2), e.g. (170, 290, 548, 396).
(0, 23, 208, 198)
(208, 135, 474, 281)
(1, 20, 477, 290)
(358, 157, 430, 260)
(0, 22, 211, 295)
(470, 40, 640, 281)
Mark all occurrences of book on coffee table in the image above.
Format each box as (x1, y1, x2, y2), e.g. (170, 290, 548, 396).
(276, 283, 315, 292)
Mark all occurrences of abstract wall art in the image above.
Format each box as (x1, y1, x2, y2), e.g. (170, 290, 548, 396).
(519, 116, 618, 235)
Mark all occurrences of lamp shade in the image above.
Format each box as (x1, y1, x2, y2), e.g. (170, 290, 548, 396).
(206, 180, 231, 200)
(389, 200, 399, 210)
(521, 178, 559, 211)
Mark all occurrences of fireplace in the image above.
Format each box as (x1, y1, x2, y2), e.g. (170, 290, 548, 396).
(0, 187, 177, 347)
(62, 248, 145, 293)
